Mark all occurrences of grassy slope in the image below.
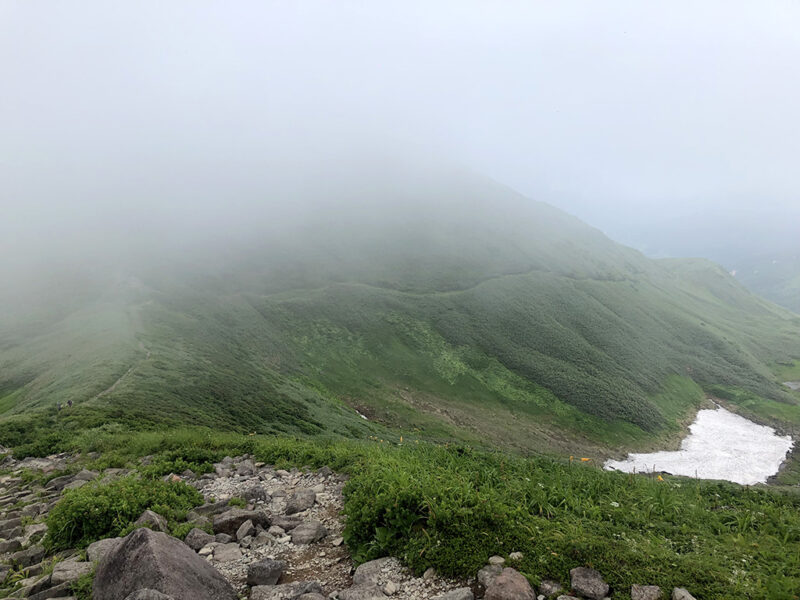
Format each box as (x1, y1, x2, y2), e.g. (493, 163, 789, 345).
(29, 428, 800, 600)
(1, 176, 799, 458)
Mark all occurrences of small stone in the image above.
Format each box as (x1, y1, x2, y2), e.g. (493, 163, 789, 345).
(87, 537, 122, 563)
(332, 536, 344, 546)
(435, 588, 474, 600)
(383, 581, 398, 596)
(50, 560, 93, 585)
(198, 544, 216, 556)
(134, 509, 168, 533)
(290, 520, 327, 544)
(569, 568, 609, 600)
(508, 552, 523, 561)
(317, 466, 333, 478)
(488, 556, 506, 566)
(213, 542, 242, 562)
(185, 528, 215, 552)
(423, 567, 436, 581)
(285, 489, 317, 515)
(312, 484, 326, 494)
(353, 557, 393, 586)
(215, 533, 233, 543)
(236, 519, 256, 541)
(338, 584, 386, 600)
(671, 589, 697, 600)
(484, 568, 535, 600)
(248, 558, 288, 586)
(631, 585, 663, 600)
(269, 525, 287, 536)
(272, 516, 303, 531)
(478, 565, 503, 588)
(538, 580, 563, 596)
(250, 581, 323, 600)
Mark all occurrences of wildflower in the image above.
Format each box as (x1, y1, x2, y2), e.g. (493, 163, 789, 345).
(610, 501, 620, 508)
(580, 458, 591, 462)
(657, 475, 664, 482)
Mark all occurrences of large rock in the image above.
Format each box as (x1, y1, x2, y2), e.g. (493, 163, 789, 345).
(87, 537, 123, 563)
(212, 508, 269, 535)
(134, 510, 168, 533)
(243, 484, 269, 503)
(338, 584, 386, 600)
(671, 589, 697, 600)
(93, 527, 237, 600)
(0, 539, 22, 553)
(290, 520, 327, 544)
(352, 557, 393, 586)
(569, 567, 609, 600)
(248, 558, 287, 586)
(631, 585, 663, 600)
(285, 489, 316, 515)
(484, 568, 536, 600)
(184, 528, 215, 552)
(250, 581, 324, 600)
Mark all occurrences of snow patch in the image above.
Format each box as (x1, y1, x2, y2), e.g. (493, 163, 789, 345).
(604, 406, 793, 485)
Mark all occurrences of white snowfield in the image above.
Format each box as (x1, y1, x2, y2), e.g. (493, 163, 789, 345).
(604, 406, 794, 485)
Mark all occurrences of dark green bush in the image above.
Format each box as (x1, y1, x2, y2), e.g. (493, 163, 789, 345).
(45, 476, 203, 550)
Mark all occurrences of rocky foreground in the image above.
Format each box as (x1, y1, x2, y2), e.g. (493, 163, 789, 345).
(0, 453, 698, 600)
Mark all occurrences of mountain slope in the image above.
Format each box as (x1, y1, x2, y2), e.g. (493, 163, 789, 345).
(1, 167, 799, 456)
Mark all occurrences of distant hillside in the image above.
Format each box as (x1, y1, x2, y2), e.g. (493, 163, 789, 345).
(1, 167, 799, 457)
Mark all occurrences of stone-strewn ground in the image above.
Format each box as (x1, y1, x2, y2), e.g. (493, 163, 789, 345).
(0, 452, 698, 600)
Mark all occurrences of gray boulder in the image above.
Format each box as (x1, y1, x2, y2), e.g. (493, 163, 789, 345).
(352, 557, 393, 586)
(93, 527, 237, 600)
(569, 568, 609, 600)
(184, 528, 215, 552)
(484, 568, 536, 600)
(212, 508, 269, 535)
(87, 537, 123, 563)
(631, 585, 663, 600)
(672, 589, 697, 600)
(285, 489, 316, 515)
(248, 558, 287, 586)
(250, 581, 323, 600)
(134, 510, 168, 532)
(338, 584, 386, 600)
(290, 520, 327, 544)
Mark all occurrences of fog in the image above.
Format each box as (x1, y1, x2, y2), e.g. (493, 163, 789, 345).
(2, 1, 799, 279)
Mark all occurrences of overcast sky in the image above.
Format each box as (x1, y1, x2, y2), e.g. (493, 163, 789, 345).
(2, 1, 799, 261)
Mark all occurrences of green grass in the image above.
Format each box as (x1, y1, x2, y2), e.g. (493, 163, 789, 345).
(45, 475, 203, 550)
(40, 429, 800, 600)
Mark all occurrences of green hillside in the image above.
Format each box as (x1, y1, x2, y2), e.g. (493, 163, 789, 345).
(1, 170, 799, 458)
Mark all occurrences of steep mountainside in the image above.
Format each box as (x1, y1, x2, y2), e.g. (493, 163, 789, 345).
(1, 168, 799, 456)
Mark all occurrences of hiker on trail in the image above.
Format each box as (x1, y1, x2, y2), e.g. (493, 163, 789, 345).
(67, 399, 73, 408)
(56, 403, 62, 411)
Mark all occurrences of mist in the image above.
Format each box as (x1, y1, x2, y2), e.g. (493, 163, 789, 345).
(2, 1, 799, 282)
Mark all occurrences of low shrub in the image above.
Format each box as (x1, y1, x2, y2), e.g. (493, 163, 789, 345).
(45, 476, 203, 550)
